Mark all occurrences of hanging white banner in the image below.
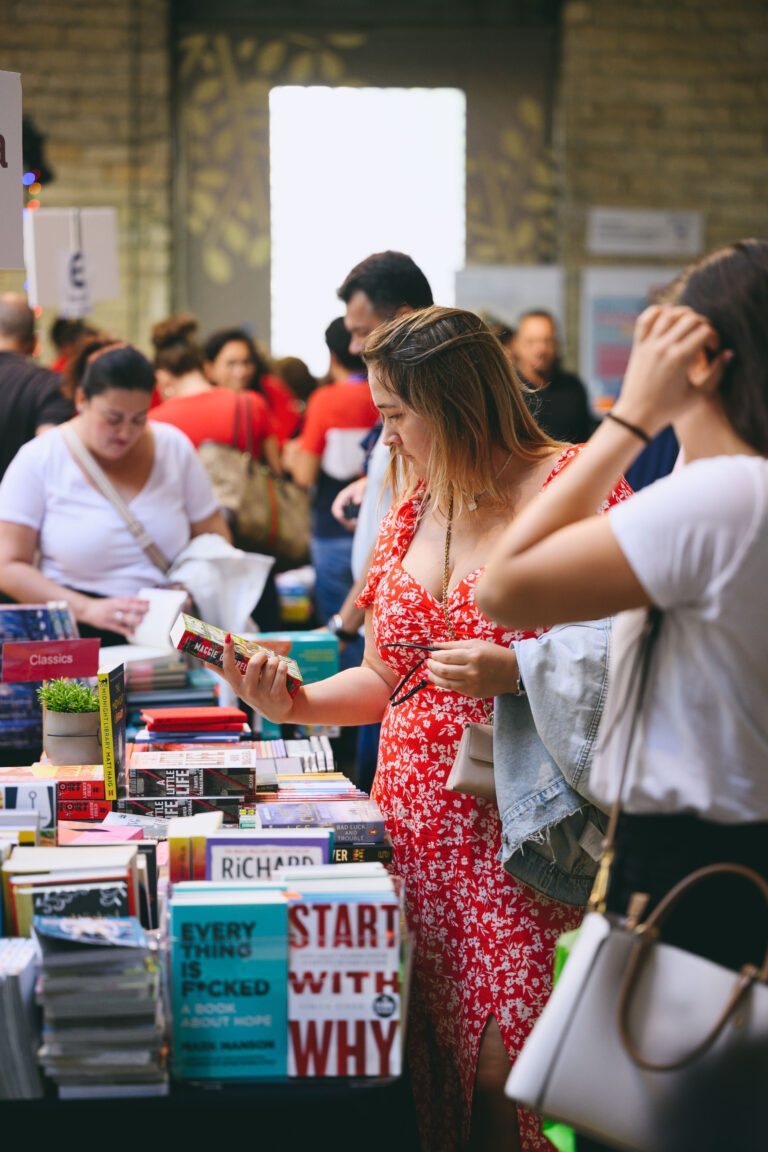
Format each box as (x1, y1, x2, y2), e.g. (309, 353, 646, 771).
(0, 71, 24, 270)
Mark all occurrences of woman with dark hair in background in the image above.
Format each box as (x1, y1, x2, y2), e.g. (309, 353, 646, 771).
(149, 314, 282, 473)
(219, 306, 630, 1152)
(0, 341, 229, 645)
(478, 239, 768, 1150)
(203, 327, 301, 446)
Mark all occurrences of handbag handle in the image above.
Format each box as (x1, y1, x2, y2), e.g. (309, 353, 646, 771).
(61, 423, 171, 575)
(232, 393, 255, 457)
(618, 861, 768, 1071)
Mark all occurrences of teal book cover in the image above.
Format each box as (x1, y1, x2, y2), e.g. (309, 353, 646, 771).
(169, 891, 288, 1079)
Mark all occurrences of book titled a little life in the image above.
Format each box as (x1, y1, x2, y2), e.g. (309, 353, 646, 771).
(170, 614, 303, 698)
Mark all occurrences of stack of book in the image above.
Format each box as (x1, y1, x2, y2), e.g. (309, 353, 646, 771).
(0, 602, 77, 752)
(1, 843, 146, 935)
(241, 799, 394, 866)
(136, 706, 251, 745)
(0, 937, 43, 1098)
(167, 885, 289, 1080)
(279, 864, 405, 1078)
(165, 865, 406, 1080)
(34, 914, 167, 1098)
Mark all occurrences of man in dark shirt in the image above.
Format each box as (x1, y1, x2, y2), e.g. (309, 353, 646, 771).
(0, 294, 74, 479)
(514, 309, 596, 444)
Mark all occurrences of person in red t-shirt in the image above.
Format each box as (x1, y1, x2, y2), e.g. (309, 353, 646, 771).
(148, 314, 281, 472)
(202, 327, 301, 446)
(284, 318, 378, 665)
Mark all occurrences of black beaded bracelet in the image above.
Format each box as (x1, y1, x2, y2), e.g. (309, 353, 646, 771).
(604, 411, 652, 444)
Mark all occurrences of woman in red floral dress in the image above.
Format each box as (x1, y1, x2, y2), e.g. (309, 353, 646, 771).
(222, 307, 631, 1152)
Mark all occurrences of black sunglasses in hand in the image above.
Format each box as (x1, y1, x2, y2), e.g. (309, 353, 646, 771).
(382, 642, 439, 707)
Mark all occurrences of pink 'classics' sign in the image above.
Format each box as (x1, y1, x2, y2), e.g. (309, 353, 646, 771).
(1, 639, 100, 682)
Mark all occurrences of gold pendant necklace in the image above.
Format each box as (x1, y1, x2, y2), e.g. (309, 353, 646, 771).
(467, 452, 513, 511)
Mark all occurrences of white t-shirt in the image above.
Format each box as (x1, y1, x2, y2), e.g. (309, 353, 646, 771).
(0, 423, 219, 596)
(351, 434, 392, 580)
(591, 454, 768, 824)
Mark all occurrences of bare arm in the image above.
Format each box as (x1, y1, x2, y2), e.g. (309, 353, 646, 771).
(283, 443, 320, 489)
(190, 509, 231, 543)
(0, 521, 149, 637)
(220, 608, 396, 726)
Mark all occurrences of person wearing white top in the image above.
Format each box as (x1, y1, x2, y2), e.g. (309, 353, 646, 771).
(0, 341, 229, 645)
(477, 239, 768, 1150)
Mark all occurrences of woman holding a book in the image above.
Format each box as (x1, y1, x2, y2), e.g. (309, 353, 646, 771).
(221, 306, 630, 1152)
(0, 341, 229, 646)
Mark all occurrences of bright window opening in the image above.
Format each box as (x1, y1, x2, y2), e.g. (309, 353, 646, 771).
(269, 86, 466, 376)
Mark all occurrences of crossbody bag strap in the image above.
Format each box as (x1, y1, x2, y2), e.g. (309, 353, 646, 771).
(61, 423, 171, 576)
(588, 605, 662, 912)
(242, 392, 255, 457)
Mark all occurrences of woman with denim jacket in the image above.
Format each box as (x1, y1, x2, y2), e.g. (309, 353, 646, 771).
(477, 240, 768, 1151)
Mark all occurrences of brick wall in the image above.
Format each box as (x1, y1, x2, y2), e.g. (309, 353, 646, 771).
(557, 0, 768, 358)
(0, 0, 171, 355)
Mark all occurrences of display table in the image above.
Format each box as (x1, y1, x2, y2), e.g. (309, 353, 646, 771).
(1, 1074, 421, 1148)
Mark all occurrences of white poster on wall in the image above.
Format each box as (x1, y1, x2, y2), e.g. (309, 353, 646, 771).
(455, 264, 566, 333)
(580, 266, 682, 406)
(587, 208, 703, 258)
(24, 207, 119, 312)
(0, 71, 24, 270)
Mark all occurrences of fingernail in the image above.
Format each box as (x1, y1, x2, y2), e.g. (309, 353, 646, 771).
(224, 633, 231, 644)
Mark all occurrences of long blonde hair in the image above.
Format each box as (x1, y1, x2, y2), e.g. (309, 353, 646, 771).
(362, 305, 562, 513)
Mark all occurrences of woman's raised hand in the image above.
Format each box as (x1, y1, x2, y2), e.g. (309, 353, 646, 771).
(220, 634, 297, 723)
(615, 304, 732, 437)
(81, 595, 149, 638)
(426, 639, 520, 700)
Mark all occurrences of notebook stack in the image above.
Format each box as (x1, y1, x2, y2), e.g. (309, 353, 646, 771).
(135, 706, 251, 745)
(0, 937, 43, 1098)
(34, 914, 167, 1098)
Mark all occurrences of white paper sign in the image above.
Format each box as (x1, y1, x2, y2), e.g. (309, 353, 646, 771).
(0, 71, 24, 269)
(58, 249, 93, 318)
(24, 207, 119, 308)
(587, 208, 703, 258)
(455, 264, 566, 332)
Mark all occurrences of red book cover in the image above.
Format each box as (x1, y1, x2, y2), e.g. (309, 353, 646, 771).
(141, 707, 247, 731)
(57, 798, 114, 822)
(56, 779, 108, 801)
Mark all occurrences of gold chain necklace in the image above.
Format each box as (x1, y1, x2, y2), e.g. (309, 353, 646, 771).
(441, 488, 493, 722)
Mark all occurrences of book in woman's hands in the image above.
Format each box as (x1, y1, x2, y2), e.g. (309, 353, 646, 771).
(169, 613, 303, 697)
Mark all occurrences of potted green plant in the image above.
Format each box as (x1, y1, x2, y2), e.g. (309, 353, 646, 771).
(37, 679, 101, 766)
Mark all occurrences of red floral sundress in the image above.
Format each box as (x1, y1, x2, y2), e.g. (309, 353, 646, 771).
(357, 448, 632, 1151)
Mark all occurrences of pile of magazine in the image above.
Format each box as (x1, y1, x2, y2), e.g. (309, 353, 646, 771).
(34, 915, 168, 1098)
(0, 937, 42, 1099)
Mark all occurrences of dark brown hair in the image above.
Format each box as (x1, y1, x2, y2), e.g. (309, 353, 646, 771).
(669, 239, 768, 455)
(152, 313, 204, 377)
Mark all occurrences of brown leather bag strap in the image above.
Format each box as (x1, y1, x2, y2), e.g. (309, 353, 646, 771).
(618, 862, 768, 1071)
(238, 392, 254, 457)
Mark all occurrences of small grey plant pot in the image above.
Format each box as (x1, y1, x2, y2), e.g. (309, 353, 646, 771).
(43, 710, 102, 766)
